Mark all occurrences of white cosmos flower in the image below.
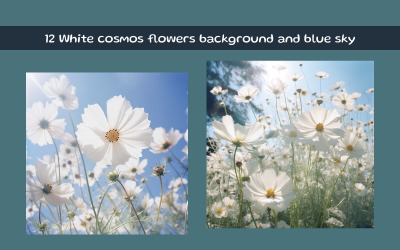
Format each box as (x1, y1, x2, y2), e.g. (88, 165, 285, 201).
(338, 131, 366, 159)
(300, 89, 308, 96)
(264, 78, 289, 96)
(234, 84, 259, 103)
(87, 164, 103, 186)
(327, 207, 346, 220)
(272, 64, 287, 71)
(332, 92, 354, 110)
(326, 217, 344, 227)
(327, 147, 347, 166)
(61, 132, 80, 148)
(354, 183, 367, 196)
(26, 162, 74, 206)
(350, 92, 361, 99)
(210, 86, 228, 95)
(142, 193, 154, 210)
(212, 115, 265, 147)
(182, 129, 188, 156)
(315, 71, 329, 79)
(355, 104, 370, 112)
(42, 74, 78, 110)
(211, 201, 228, 218)
(150, 127, 183, 153)
(329, 81, 345, 91)
(168, 178, 188, 191)
(76, 95, 153, 166)
(280, 123, 303, 144)
(243, 169, 295, 213)
(74, 198, 88, 213)
(366, 88, 374, 93)
(288, 73, 304, 82)
(26, 205, 38, 219)
(59, 143, 75, 159)
(116, 157, 147, 179)
(277, 220, 290, 228)
(26, 102, 66, 146)
(123, 180, 143, 199)
(294, 106, 345, 151)
(222, 197, 239, 215)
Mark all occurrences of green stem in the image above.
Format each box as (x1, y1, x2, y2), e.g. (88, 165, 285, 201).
(49, 133, 63, 233)
(247, 202, 258, 228)
(238, 162, 243, 228)
(299, 94, 303, 113)
(184, 201, 188, 234)
(49, 133, 61, 184)
(275, 96, 282, 126)
(290, 142, 295, 228)
(283, 92, 292, 123)
(320, 158, 349, 228)
(74, 150, 85, 201)
(154, 176, 163, 234)
(39, 202, 44, 235)
(65, 109, 98, 234)
(170, 150, 188, 171)
(232, 146, 243, 227)
(96, 184, 113, 233)
(168, 162, 188, 200)
(272, 209, 278, 228)
(117, 180, 146, 234)
(291, 142, 295, 180)
(220, 94, 228, 116)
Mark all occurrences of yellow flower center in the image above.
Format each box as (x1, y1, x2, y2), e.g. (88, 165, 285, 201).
(316, 123, 324, 132)
(217, 208, 223, 214)
(105, 129, 119, 142)
(347, 145, 354, 151)
(266, 188, 275, 198)
(235, 138, 244, 142)
(334, 158, 341, 163)
(227, 204, 233, 209)
(258, 225, 263, 228)
(289, 131, 297, 137)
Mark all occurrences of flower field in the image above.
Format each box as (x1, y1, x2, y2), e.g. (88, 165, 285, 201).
(206, 61, 374, 228)
(26, 73, 188, 235)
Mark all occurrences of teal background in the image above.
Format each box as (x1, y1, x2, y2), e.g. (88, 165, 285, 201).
(1, 0, 397, 249)
(0, 0, 399, 25)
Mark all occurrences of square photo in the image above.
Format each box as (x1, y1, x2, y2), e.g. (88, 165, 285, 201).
(206, 61, 374, 228)
(26, 73, 188, 235)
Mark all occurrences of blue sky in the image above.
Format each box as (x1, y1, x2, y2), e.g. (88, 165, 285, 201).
(26, 72, 188, 218)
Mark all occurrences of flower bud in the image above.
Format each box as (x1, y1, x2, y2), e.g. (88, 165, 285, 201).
(39, 222, 47, 232)
(242, 176, 250, 182)
(67, 211, 76, 218)
(106, 171, 119, 182)
(153, 166, 165, 176)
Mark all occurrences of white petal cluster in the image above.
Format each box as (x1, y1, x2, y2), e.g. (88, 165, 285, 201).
(76, 95, 153, 166)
